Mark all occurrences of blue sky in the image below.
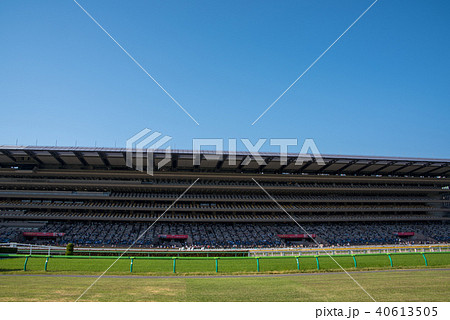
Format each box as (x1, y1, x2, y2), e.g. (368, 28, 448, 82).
(1, 0, 449, 158)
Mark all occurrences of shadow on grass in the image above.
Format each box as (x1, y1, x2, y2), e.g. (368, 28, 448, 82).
(0, 268, 22, 272)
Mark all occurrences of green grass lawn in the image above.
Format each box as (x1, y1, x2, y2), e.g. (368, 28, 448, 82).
(1, 252, 449, 275)
(0, 270, 449, 301)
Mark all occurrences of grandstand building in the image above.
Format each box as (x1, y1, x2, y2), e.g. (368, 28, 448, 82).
(0, 146, 449, 248)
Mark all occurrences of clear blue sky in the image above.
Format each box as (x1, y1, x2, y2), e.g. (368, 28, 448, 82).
(1, 0, 449, 158)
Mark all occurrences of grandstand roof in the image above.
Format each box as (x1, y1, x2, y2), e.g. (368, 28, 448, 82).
(0, 145, 449, 177)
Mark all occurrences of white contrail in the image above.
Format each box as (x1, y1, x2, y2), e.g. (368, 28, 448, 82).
(252, 0, 379, 125)
(72, 0, 200, 125)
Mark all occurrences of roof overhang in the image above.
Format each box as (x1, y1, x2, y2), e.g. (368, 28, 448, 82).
(1, 145, 449, 177)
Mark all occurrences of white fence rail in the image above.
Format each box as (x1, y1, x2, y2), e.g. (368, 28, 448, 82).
(0, 242, 65, 255)
(249, 244, 450, 257)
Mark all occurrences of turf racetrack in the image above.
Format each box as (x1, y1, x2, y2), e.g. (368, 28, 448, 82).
(1, 252, 450, 274)
(1, 252, 449, 301)
(0, 269, 449, 301)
